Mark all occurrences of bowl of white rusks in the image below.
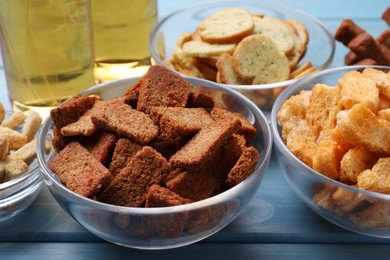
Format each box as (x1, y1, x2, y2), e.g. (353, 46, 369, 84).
(37, 65, 272, 249)
(150, 0, 335, 117)
(271, 65, 390, 238)
(0, 108, 43, 221)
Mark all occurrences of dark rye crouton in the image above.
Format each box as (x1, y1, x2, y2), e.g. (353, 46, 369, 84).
(334, 19, 365, 46)
(50, 94, 98, 129)
(136, 65, 192, 113)
(186, 91, 215, 108)
(165, 134, 247, 201)
(109, 138, 143, 178)
(149, 107, 213, 158)
(145, 184, 191, 238)
(47, 141, 111, 198)
(348, 33, 390, 66)
(150, 107, 213, 137)
(122, 79, 141, 108)
(211, 107, 256, 141)
(145, 184, 192, 207)
(98, 146, 171, 207)
(169, 118, 241, 167)
(80, 131, 118, 166)
(60, 109, 97, 137)
(91, 99, 158, 144)
(225, 146, 259, 187)
(50, 95, 99, 151)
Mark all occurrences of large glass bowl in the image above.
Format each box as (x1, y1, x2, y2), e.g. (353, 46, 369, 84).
(271, 65, 390, 238)
(0, 112, 43, 221)
(150, 0, 335, 118)
(37, 75, 272, 249)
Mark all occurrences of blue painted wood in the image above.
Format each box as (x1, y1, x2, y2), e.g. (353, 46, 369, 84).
(0, 0, 390, 258)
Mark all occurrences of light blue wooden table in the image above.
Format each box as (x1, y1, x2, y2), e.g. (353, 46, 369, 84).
(1, 0, 390, 259)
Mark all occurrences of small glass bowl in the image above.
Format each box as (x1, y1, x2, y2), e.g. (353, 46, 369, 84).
(271, 65, 390, 238)
(150, 0, 335, 118)
(37, 75, 273, 249)
(0, 112, 43, 221)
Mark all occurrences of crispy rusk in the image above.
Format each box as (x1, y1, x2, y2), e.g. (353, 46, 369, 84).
(338, 71, 379, 112)
(357, 157, 390, 194)
(335, 103, 390, 154)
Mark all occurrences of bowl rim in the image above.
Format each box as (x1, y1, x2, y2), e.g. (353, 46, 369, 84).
(270, 64, 390, 200)
(149, 0, 336, 90)
(37, 74, 273, 215)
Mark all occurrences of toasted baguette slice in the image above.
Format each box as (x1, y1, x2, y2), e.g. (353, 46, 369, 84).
(285, 19, 309, 48)
(199, 8, 254, 44)
(232, 34, 290, 84)
(216, 53, 249, 85)
(182, 40, 235, 57)
(252, 15, 294, 55)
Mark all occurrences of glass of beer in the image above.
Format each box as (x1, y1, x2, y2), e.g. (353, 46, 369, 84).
(90, 0, 158, 82)
(0, 0, 95, 119)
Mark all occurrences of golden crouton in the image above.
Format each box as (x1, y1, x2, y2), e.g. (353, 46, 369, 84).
(284, 118, 318, 168)
(332, 186, 367, 214)
(312, 139, 345, 180)
(335, 103, 390, 154)
(277, 90, 311, 127)
(357, 157, 390, 194)
(312, 184, 341, 215)
(350, 200, 390, 228)
(378, 93, 390, 111)
(338, 71, 379, 112)
(362, 67, 390, 100)
(306, 83, 340, 140)
(339, 146, 381, 184)
(378, 108, 390, 121)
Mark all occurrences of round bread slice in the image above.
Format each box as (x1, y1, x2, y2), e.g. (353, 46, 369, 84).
(216, 53, 249, 85)
(232, 34, 290, 85)
(252, 15, 294, 55)
(182, 40, 236, 57)
(283, 20, 305, 69)
(285, 18, 309, 55)
(199, 8, 254, 44)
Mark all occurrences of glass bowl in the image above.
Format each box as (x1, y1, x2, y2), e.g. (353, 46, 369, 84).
(0, 112, 43, 221)
(150, 0, 335, 118)
(37, 75, 273, 249)
(271, 65, 390, 238)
